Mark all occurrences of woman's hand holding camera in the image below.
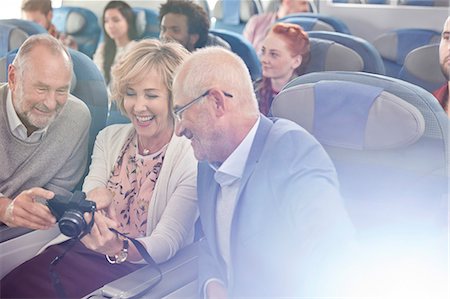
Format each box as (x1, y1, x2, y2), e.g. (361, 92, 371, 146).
(86, 187, 116, 220)
(80, 212, 122, 256)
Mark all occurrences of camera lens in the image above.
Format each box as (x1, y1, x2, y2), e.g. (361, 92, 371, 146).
(58, 210, 87, 238)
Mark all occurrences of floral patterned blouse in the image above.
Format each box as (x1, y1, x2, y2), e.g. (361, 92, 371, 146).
(106, 131, 168, 238)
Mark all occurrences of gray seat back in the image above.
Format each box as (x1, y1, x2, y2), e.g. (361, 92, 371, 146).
(399, 43, 447, 93)
(272, 71, 448, 236)
(373, 28, 441, 78)
(308, 31, 385, 74)
(303, 37, 364, 74)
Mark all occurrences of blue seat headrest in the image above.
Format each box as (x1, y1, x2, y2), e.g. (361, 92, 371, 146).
(272, 80, 425, 150)
(133, 7, 159, 39)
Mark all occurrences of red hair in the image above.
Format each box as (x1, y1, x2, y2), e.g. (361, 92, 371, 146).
(256, 22, 311, 115)
(270, 22, 310, 75)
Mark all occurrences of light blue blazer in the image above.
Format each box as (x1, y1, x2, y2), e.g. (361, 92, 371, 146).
(197, 115, 357, 297)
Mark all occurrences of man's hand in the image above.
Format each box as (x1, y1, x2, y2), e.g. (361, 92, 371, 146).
(206, 280, 228, 299)
(0, 187, 56, 230)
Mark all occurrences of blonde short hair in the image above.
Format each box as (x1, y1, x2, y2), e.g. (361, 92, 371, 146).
(111, 39, 190, 114)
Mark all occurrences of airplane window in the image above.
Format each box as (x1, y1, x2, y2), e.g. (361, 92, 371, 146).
(0, 0, 62, 20)
(0, 0, 21, 19)
(53, 0, 63, 8)
(207, 0, 218, 12)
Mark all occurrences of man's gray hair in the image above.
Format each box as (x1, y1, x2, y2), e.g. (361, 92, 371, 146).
(174, 47, 258, 114)
(13, 34, 73, 72)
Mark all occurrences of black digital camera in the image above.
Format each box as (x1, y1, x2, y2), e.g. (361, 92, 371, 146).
(47, 191, 96, 238)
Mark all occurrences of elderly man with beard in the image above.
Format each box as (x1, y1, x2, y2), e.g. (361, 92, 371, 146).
(433, 16, 450, 116)
(0, 34, 91, 230)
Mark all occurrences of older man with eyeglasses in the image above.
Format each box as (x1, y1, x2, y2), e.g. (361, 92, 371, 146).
(172, 46, 357, 298)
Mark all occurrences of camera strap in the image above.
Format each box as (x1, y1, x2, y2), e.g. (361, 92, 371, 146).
(49, 238, 77, 298)
(48, 221, 163, 299)
(109, 228, 163, 298)
(109, 228, 160, 268)
(49, 211, 96, 299)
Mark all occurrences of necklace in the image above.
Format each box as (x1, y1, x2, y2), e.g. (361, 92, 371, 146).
(136, 127, 173, 157)
(142, 148, 151, 156)
(136, 135, 169, 159)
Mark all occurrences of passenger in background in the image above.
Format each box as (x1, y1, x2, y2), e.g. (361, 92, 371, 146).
(159, 0, 230, 52)
(21, 0, 78, 50)
(0, 34, 90, 230)
(243, 0, 310, 54)
(0, 39, 198, 298)
(173, 47, 356, 298)
(433, 16, 450, 116)
(93, 0, 137, 87)
(255, 23, 310, 116)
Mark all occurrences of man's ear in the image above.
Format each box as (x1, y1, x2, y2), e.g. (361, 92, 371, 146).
(8, 64, 17, 92)
(208, 89, 227, 118)
(47, 10, 53, 22)
(189, 33, 200, 50)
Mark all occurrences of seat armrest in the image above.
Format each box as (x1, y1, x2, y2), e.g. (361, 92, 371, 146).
(84, 241, 199, 299)
(0, 224, 32, 243)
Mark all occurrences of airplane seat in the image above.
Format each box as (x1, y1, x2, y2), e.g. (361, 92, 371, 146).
(278, 13, 352, 35)
(0, 18, 47, 36)
(211, 0, 262, 34)
(271, 71, 448, 296)
(398, 43, 447, 93)
(209, 28, 262, 81)
(66, 48, 108, 161)
(278, 16, 336, 32)
(265, 0, 318, 13)
(133, 7, 160, 39)
(0, 19, 47, 57)
(0, 24, 28, 58)
(308, 31, 385, 74)
(52, 6, 101, 58)
(106, 101, 130, 126)
(303, 37, 364, 74)
(271, 70, 448, 246)
(373, 28, 441, 78)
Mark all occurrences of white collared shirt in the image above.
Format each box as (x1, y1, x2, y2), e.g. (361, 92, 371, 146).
(211, 116, 261, 277)
(6, 90, 47, 143)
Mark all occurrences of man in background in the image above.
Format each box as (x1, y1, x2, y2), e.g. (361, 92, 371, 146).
(243, 0, 310, 53)
(159, 0, 230, 52)
(21, 0, 78, 50)
(433, 16, 450, 116)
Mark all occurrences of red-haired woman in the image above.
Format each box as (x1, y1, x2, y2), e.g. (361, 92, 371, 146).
(255, 22, 310, 116)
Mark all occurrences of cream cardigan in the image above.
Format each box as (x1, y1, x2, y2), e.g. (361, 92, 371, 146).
(43, 124, 198, 264)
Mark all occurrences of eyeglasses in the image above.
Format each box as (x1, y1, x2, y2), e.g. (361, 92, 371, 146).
(173, 89, 233, 122)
